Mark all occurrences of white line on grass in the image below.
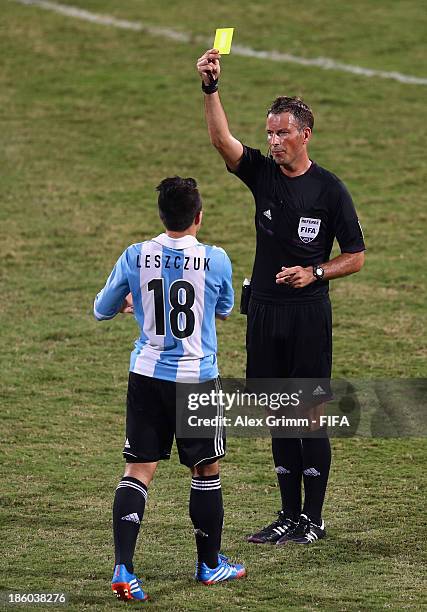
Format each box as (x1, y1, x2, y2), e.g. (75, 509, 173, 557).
(13, 0, 427, 86)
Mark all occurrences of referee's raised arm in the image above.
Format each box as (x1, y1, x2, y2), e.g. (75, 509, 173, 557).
(196, 49, 243, 171)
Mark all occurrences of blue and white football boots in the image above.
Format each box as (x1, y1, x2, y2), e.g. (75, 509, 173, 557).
(111, 564, 149, 602)
(195, 554, 246, 585)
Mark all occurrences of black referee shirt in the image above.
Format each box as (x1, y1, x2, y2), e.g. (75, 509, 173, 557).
(229, 145, 365, 303)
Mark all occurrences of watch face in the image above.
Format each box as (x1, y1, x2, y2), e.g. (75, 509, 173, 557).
(316, 267, 323, 278)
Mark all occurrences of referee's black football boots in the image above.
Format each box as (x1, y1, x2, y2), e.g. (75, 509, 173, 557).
(276, 513, 326, 545)
(247, 511, 298, 544)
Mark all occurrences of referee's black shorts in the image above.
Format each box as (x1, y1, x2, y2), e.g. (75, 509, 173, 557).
(123, 372, 226, 468)
(246, 297, 332, 393)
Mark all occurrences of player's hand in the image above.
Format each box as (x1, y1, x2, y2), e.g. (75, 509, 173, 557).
(120, 292, 134, 314)
(196, 48, 221, 85)
(276, 266, 315, 289)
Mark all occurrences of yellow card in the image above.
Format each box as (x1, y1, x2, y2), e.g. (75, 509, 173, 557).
(213, 28, 234, 54)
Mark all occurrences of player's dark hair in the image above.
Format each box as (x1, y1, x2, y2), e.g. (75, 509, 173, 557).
(156, 176, 202, 231)
(267, 96, 314, 131)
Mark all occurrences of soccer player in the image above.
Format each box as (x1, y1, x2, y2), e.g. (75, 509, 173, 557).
(196, 50, 365, 545)
(93, 177, 245, 602)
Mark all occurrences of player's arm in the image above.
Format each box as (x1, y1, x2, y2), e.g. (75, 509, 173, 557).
(276, 252, 365, 288)
(120, 292, 134, 314)
(215, 250, 234, 319)
(196, 49, 243, 171)
(94, 251, 131, 320)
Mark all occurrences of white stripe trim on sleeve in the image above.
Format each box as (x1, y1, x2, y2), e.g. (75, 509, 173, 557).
(93, 301, 116, 320)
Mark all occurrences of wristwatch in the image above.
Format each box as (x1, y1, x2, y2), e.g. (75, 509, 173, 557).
(312, 265, 325, 281)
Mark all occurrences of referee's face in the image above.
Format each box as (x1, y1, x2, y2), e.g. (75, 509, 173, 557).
(266, 112, 309, 169)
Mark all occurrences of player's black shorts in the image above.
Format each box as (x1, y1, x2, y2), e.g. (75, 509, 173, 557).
(246, 297, 332, 401)
(123, 372, 226, 468)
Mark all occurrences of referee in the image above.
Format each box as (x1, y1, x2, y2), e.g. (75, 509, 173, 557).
(196, 49, 365, 545)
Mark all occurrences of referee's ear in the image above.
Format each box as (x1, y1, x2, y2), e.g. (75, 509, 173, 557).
(302, 126, 312, 145)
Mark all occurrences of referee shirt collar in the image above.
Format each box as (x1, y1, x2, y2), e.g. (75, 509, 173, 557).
(152, 233, 199, 249)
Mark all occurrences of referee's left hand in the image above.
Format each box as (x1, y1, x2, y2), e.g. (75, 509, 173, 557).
(276, 266, 315, 289)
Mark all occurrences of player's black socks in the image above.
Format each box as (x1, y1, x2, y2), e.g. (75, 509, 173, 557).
(189, 474, 223, 569)
(272, 437, 303, 521)
(113, 476, 148, 574)
(301, 434, 331, 525)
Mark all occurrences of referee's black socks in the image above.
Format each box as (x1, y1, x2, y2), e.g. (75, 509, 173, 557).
(189, 474, 223, 569)
(272, 435, 331, 525)
(301, 435, 331, 525)
(272, 437, 303, 522)
(113, 476, 148, 574)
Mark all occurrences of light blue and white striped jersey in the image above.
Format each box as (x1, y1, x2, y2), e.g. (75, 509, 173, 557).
(94, 233, 233, 382)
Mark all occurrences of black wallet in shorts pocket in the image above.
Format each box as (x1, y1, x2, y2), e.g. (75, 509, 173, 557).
(240, 278, 251, 315)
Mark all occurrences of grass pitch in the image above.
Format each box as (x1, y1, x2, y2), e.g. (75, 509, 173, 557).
(1, 1, 426, 610)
